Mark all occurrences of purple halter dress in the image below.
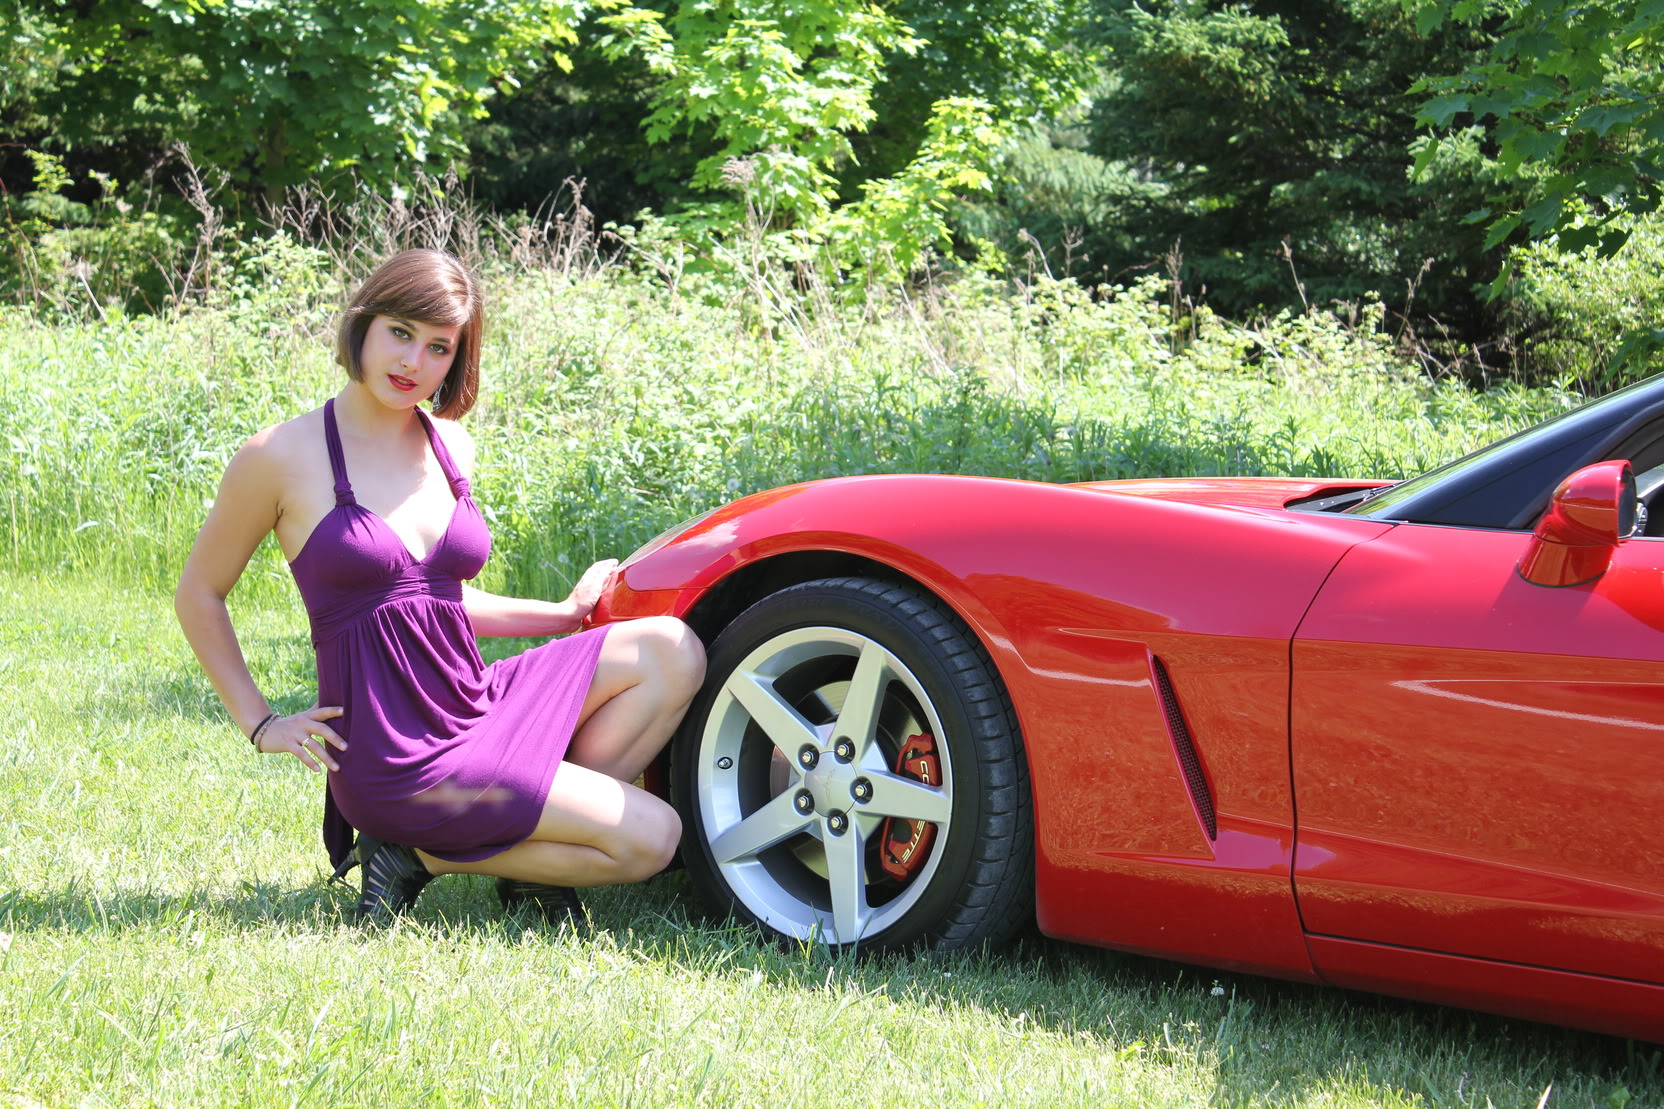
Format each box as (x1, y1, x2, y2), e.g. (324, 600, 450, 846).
(290, 398, 609, 868)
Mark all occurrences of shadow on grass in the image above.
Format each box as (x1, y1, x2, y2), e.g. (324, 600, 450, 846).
(598, 881, 1664, 1107)
(9, 868, 1658, 1107)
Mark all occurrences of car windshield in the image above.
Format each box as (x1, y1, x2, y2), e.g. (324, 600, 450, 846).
(1345, 383, 1644, 520)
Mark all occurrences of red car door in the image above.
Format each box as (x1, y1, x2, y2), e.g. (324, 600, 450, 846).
(1289, 522, 1664, 984)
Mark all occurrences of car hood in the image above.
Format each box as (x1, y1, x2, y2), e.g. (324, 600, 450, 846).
(1070, 476, 1388, 510)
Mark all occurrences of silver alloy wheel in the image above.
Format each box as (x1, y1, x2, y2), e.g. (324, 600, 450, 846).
(693, 625, 955, 944)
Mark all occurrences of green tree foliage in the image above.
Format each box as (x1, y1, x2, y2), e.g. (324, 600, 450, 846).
(19, 0, 582, 202)
(1506, 210, 1664, 389)
(1, 3, 166, 202)
(829, 96, 1004, 273)
(854, 0, 1096, 182)
(466, 0, 1093, 249)
(592, 0, 1011, 276)
(953, 98, 1168, 283)
(2, 4, 63, 133)
(596, 0, 918, 229)
(1086, 0, 1504, 334)
(463, 35, 704, 225)
(1410, 0, 1664, 263)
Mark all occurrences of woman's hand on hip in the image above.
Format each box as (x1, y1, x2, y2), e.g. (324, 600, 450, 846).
(256, 706, 348, 772)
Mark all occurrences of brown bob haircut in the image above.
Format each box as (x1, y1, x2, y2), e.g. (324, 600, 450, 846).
(336, 249, 484, 419)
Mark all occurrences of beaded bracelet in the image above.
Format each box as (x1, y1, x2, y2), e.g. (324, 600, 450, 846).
(248, 712, 279, 751)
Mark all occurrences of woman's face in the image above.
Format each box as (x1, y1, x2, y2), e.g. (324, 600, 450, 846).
(358, 314, 459, 407)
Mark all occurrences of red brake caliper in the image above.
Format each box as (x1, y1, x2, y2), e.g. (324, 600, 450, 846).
(879, 733, 940, 881)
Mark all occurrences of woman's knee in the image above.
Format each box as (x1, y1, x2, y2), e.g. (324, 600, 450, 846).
(635, 616, 705, 698)
(619, 797, 682, 882)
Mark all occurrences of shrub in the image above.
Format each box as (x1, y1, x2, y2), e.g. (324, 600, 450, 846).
(1506, 210, 1664, 391)
(0, 151, 192, 315)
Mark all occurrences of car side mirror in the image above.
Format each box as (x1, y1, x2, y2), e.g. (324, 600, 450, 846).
(1516, 459, 1636, 587)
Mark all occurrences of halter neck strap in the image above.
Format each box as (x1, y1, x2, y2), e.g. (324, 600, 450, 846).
(416, 408, 471, 499)
(322, 398, 355, 506)
(323, 399, 469, 504)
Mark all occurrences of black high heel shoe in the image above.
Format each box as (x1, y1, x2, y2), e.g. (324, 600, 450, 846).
(496, 878, 586, 929)
(354, 837, 435, 922)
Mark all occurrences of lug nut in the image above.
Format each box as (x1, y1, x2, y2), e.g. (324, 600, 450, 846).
(798, 745, 819, 770)
(851, 778, 872, 803)
(833, 739, 855, 762)
(827, 811, 848, 835)
(717, 756, 734, 770)
(794, 789, 814, 815)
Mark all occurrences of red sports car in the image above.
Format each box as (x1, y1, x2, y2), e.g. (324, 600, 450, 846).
(592, 374, 1664, 1043)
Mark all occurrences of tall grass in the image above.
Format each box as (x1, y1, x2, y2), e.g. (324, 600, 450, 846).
(0, 249, 1573, 603)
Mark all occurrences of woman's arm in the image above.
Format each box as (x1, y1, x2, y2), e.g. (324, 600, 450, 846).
(463, 559, 618, 637)
(174, 433, 346, 772)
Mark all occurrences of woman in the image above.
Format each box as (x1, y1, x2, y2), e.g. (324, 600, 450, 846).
(175, 248, 704, 923)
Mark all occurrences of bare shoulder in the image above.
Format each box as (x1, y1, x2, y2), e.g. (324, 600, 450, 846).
(235, 409, 320, 470)
(183, 409, 327, 587)
(222, 408, 327, 496)
(428, 414, 477, 478)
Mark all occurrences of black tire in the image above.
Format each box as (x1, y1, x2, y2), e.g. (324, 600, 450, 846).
(671, 576, 1033, 952)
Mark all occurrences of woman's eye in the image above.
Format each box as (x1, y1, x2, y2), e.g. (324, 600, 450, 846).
(430, 345, 450, 356)
(391, 326, 410, 339)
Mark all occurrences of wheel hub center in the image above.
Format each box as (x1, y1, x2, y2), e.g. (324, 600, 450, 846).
(803, 755, 857, 813)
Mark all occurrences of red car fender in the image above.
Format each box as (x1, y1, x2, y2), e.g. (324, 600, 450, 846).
(600, 474, 1394, 979)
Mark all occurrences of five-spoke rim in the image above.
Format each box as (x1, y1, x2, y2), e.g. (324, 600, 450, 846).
(696, 626, 954, 944)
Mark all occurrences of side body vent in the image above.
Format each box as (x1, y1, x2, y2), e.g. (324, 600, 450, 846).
(1150, 655, 1217, 841)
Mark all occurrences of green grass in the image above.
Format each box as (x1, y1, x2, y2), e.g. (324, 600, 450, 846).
(2, 574, 1660, 1107)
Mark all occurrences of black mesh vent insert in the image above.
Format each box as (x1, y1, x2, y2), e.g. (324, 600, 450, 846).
(1151, 655, 1217, 841)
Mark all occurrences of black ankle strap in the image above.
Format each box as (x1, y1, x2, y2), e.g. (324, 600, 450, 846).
(329, 833, 383, 881)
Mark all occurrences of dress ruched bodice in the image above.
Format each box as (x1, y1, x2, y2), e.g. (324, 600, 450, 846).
(290, 399, 608, 869)
(292, 495, 485, 644)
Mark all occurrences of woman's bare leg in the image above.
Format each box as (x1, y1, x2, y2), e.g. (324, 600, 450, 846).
(565, 616, 705, 780)
(418, 616, 705, 886)
(419, 760, 678, 885)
